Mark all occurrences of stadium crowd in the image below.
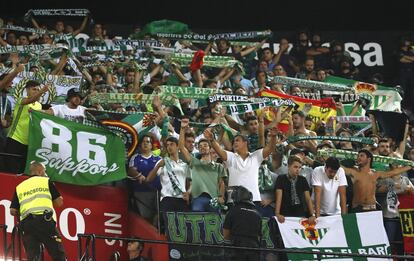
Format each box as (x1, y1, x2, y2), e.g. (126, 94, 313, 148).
(1, 11, 414, 260)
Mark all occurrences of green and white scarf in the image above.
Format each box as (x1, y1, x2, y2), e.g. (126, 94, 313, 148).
(113, 39, 163, 48)
(225, 98, 295, 115)
(164, 157, 184, 196)
(156, 30, 272, 41)
(318, 149, 414, 167)
(171, 53, 242, 68)
(89, 93, 183, 114)
(336, 116, 370, 124)
(286, 135, 375, 145)
(25, 9, 90, 20)
(0, 24, 50, 35)
(273, 76, 351, 92)
(259, 162, 274, 192)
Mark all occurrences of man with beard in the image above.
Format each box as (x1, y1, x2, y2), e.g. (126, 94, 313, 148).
(179, 118, 226, 212)
(46, 88, 86, 122)
(342, 149, 412, 213)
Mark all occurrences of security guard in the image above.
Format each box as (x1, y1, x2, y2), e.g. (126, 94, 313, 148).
(223, 186, 262, 261)
(10, 161, 66, 261)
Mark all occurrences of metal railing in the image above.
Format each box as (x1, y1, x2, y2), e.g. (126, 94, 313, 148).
(1, 224, 7, 259)
(0, 224, 45, 261)
(77, 233, 414, 261)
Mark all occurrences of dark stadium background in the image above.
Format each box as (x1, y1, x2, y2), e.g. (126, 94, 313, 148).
(3, 0, 414, 31)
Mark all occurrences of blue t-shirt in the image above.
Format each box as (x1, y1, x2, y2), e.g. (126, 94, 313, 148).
(129, 154, 162, 192)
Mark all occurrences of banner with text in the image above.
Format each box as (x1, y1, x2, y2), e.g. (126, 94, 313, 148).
(26, 111, 126, 185)
(164, 212, 274, 261)
(398, 194, 414, 254)
(276, 211, 391, 261)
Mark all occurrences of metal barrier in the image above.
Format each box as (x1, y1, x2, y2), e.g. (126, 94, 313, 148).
(10, 225, 22, 261)
(1, 224, 7, 259)
(77, 233, 414, 261)
(109, 251, 121, 261)
(0, 223, 45, 261)
(78, 234, 96, 261)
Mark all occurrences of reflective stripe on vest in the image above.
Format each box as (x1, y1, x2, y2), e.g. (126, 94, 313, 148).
(16, 176, 54, 220)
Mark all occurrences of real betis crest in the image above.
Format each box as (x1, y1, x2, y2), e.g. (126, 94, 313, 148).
(293, 219, 329, 246)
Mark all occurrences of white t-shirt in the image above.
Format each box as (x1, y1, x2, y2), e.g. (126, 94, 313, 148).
(51, 104, 86, 121)
(156, 158, 190, 200)
(312, 166, 348, 215)
(225, 149, 264, 201)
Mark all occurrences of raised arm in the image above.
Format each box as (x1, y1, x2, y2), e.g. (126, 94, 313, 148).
(178, 118, 193, 163)
(341, 166, 358, 178)
(72, 15, 89, 36)
(240, 39, 266, 57)
(396, 121, 410, 157)
(50, 52, 68, 75)
(263, 126, 277, 159)
(0, 64, 25, 90)
(21, 85, 49, 105)
(204, 128, 227, 161)
(377, 165, 413, 179)
(258, 112, 265, 148)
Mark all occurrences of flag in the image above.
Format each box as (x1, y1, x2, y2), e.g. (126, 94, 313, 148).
(137, 19, 190, 38)
(398, 194, 414, 254)
(324, 76, 402, 113)
(367, 111, 408, 144)
(276, 211, 391, 261)
(26, 111, 126, 185)
(259, 89, 337, 132)
(0, 68, 82, 105)
(86, 110, 157, 157)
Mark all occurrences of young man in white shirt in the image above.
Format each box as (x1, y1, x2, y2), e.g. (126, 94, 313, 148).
(46, 88, 86, 121)
(204, 127, 278, 204)
(312, 157, 348, 217)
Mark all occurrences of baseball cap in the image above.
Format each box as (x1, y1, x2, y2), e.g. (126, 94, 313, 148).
(65, 88, 83, 102)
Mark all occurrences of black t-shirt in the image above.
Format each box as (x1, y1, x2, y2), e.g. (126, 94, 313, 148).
(10, 178, 61, 210)
(275, 174, 310, 217)
(223, 202, 262, 240)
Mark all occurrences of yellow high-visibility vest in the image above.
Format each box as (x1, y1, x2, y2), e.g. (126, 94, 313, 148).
(16, 176, 54, 220)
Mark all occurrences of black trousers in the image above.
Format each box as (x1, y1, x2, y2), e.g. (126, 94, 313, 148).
(228, 237, 260, 261)
(5, 137, 27, 174)
(21, 215, 66, 261)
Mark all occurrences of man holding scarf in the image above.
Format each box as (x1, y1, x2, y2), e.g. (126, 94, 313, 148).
(5, 80, 49, 174)
(342, 149, 413, 212)
(179, 118, 226, 212)
(144, 136, 191, 231)
(204, 122, 278, 208)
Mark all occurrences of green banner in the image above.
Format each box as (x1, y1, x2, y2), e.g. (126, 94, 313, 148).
(89, 92, 182, 110)
(160, 85, 218, 99)
(26, 111, 127, 185)
(324, 76, 402, 112)
(164, 212, 274, 261)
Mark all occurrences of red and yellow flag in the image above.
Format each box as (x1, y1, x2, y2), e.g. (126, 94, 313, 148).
(259, 89, 337, 132)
